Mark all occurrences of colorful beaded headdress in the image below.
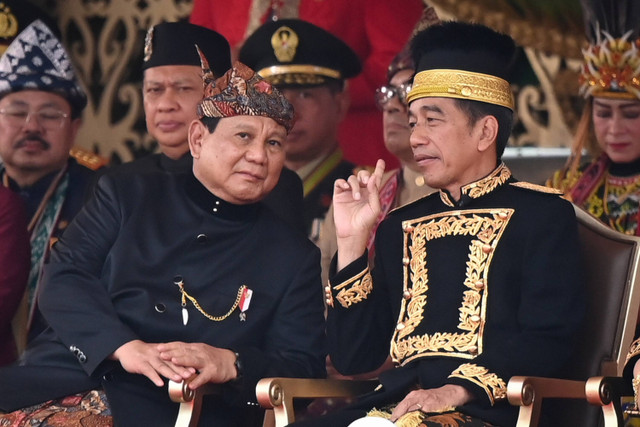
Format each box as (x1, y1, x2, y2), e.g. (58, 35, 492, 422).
(578, 0, 640, 99)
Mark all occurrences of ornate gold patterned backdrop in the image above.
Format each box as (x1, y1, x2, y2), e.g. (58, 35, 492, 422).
(31, 0, 193, 163)
(29, 0, 586, 164)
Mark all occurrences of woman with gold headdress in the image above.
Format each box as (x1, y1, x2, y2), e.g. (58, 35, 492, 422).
(548, 0, 640, 236)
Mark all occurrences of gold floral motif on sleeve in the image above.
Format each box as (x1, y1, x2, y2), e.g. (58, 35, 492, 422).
(332, 267, 373, 308)
(625, 337, 640, 367)
(449, 363, 507, 405)
(391, 209, 514, 365)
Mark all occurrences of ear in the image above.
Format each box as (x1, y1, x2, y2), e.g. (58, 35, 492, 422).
(476, 115, 498, 153)
(188, 120, 206, 159)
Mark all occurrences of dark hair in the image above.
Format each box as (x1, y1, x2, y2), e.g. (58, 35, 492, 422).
(454, 99, 513, 160)
(200, 116, 221, 133)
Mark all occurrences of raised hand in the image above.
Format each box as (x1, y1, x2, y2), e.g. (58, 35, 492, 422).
(333, 159, 385, 270)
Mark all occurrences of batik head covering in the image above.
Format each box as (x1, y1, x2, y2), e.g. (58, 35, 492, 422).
(0, 19, 86, 114)
(578, 0, 640, 99)
(197, 51, 295, 133)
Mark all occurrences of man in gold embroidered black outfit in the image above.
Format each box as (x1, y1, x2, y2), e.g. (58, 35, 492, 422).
(295, 22, 584, 427)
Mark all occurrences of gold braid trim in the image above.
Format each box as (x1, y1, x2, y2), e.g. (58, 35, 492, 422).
(391, 209, 513, 365)
(449, 363, 507, 405)
(408, 69, 514, 110)
(626, 337, 640, 367)
(332, 266, 373, 308)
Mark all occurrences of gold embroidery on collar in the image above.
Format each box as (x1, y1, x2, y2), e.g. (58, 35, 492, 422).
(439, 191, 455, 207)
(461, 163, 511, 199)
(332, 266, 373, 308)
(626, 337, 640, 367)
(391, 209, 514, 365)
(438, 164, 511, 206)
(449, 363, 507, 405)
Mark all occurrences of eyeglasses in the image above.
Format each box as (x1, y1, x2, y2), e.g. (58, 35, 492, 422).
(0, 107, 70, 130)
(375, 83, 412, 109)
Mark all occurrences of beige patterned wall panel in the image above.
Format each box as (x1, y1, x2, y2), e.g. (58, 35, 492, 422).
(55, 0, 192, 162)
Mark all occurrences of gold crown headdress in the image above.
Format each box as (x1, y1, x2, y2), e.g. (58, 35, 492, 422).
(578, 0, 640, 100)
(579, 29, 640, 99)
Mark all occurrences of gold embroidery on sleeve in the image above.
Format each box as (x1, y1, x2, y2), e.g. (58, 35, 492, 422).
(332, 267, 373, 308)
(626, 337, 640, 367)
(449, 363, 507, 405)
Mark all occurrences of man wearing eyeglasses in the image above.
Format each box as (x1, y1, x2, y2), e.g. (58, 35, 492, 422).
(0, 20, 102, 347)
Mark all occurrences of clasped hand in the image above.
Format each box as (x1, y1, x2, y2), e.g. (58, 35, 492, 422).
(113, 339, 237, 389)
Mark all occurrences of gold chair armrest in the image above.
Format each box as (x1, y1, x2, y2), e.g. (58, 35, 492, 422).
(256, 377, 378, 427)
(586, 376, 631, 427)
(169, 377, 221, 427)
(507, 376, 586, 427)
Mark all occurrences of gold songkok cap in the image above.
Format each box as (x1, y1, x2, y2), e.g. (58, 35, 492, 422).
(407, 21, 516, 111)
(408, 69, 514, 110)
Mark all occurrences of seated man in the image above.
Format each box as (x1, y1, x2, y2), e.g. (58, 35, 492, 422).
(0, 58, 326, 426)
(296, 21, 584, 427)
(109, 21, 305, 233)
(0, 19, 103, 346)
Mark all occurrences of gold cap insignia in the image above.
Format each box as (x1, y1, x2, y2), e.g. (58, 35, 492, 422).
(0, 4, 18, 39)
(271, 26, 298, 63)
(143, 25, 154, 62)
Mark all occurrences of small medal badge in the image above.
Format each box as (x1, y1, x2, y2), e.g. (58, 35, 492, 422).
(239, 287, 253, 321)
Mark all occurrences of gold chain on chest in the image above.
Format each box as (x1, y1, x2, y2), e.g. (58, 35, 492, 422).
(174, 276, 246, 322)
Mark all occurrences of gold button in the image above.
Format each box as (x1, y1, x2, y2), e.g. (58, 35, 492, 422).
(470, 315, 481, 323)
(403, 290, 412, 300)
(461, 86, 472, 97)
(469, 345, 478, 355)
(498, 211, 509, 219)
(396, 323, 405, 330)
(482, 245, 493, 254)
(475, 280, 485, 289)
(403, 257, 410, 266)
(415, 176, 425, 187)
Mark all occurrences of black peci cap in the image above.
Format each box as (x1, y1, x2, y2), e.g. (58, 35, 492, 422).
(143, 21, 231, 78)
(238, 19, 361, 87)
(407, 21, 517, 110)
